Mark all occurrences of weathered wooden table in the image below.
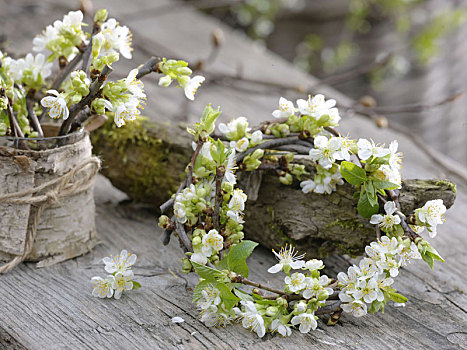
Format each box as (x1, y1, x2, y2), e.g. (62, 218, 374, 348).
(1, 0, 466, 349)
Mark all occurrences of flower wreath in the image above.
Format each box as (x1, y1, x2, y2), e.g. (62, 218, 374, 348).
(156, 94, 448, 338)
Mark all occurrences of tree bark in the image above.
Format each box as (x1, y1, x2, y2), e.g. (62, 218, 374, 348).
(91, 119, 456, 257)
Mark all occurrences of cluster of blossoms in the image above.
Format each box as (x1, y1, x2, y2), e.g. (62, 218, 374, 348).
(1, 9, 204, 138)
(91, 249, 141, 299)
(159, 93, 449, 338)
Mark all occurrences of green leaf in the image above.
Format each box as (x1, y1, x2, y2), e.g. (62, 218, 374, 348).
(368, 300, 384, 313)
(421, 252, 434, 269)
(340, 161, 367, 186)
(132, 281, 142, 290)
(365, 181, 378, 207)
(425, 245, 445, 262)
(372, 179, 400, 190)
(388, 291, 408, 304)
(218, 240, 258, 278)
(358, 192, 380, 218)
(234, 288, 254, 302)
(217, 283, 240, 309)
(192, 262, 225, 282)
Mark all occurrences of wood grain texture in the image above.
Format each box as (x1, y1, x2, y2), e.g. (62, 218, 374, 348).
(0, 0, 466, 349)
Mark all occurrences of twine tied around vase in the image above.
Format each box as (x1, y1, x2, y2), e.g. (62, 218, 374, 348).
(0, 156, 101, 274)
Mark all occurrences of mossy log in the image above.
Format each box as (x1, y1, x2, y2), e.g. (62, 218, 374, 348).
(91, 119, 456, 257)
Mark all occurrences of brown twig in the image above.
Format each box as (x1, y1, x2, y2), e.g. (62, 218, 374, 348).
(50, 51, 84, 92)
(136, 57, 161, 80)
(315, 302, 342, 316)
(25, 90, 44, 137)
(69, 106, 91, 133)
(175, 221, 192, 252)
(237, 136, 300, 163)
(58, 65, 112, 136)
(213, 167, 224, 231)
(230, 274, 286, 296)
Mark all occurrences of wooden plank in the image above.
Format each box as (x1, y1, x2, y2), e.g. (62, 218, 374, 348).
(0, 0, 466, 349)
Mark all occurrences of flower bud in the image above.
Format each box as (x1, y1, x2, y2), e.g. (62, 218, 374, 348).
(192, 236, 202, 246)
(177, 67, 192, 75)
(251, 149, 264, 159)
(317, 290, 329, 301)
(196, 202, 207, 212)
(178, 75, 191, 88)
(266, 306, 279, 316)
(158, 75, 172, 87)
(222, 181, 234, 193)
(193, 228, 205, 237)
(279, 172, 293, 185)
(181, 258, 192, 274)
(158, 215, 171, 229)
(94, 9, 108, 23)
(92, 33, 105, 58)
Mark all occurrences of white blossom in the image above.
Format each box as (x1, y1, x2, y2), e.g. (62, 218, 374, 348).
(112, 98, 141, 127)
(272, 97, 295, 119)
(184, 75, 205, 101)
(91, 276, 115, 298)
(309, 136, 343, 169)
(304, 259, 323, 271)
(227, 189, 247, 223)
(339, 293, 367, 317)
(270, 319, 292, 337)
(40, 90, 69, 120)
(388, 140, 403, 170)
(250, 130, 263, 145)
(370, 201, 401, 231)
(190, 252, 208, 265)
(230, 137, 249, 153)
(357, 138, 390, 160)
(201, 229, 224, 257)
(337, 265, 360, 295)
(9, 53, 52, 81)
(300, 171, 343, 195)
(218, 117, 250, 140)
(378, 164, 402, 188)
(302, 275, 333, 299)
(100, 18, 133, 59)
(200, 306, 233, 327)
(102, 249, 137, 274)
(417, 199, 446, 238)
(353, 277, 379, 303)
(268, 245, 305, 273)
(284, 272, 307, 292)
(296, 94, 336, 118)
(125, 68, 146, 99)
(236, 301, 266, 338)
(291, 312, 317, 333)
(33, 25, 58, 52)
(196, 284, 221, 310)
(224, 149, 237, 184)
(114, 270, 134, 299)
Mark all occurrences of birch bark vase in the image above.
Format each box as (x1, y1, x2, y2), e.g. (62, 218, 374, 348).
(0, 125, 99, 271)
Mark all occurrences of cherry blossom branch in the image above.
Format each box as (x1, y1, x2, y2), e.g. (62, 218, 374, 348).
(175, 221, 192, 252)
(315, 302, 342, 316)
(58, 64, 112, 136)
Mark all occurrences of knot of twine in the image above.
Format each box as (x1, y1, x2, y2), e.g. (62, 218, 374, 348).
(0, 156, 101, 274)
